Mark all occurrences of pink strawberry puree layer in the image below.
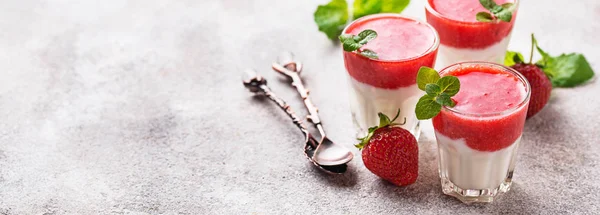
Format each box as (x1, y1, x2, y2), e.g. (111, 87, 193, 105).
(426, 0, 517, 48)
(343, 15, 438, 88)
(432, 64, 529, 152)
(345, 16, 436, 60)
(430, 0, 514, 22)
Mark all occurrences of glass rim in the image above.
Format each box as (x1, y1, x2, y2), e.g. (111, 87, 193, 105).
(342, 13, 440, 63)
(439, 61, 531, 118)
(425, 0, 520, 25)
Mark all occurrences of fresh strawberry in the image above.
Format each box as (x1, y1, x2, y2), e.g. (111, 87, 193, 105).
(511, 63, 552, 118)
(507, 35, 553, 119)
(356, 110, 418, 186)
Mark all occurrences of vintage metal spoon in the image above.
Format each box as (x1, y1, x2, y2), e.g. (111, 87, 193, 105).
(272, 52, 354, 166)
(242, 69, 347, 174)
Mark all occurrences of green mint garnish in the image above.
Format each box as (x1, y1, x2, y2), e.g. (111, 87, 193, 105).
(355, 109, 405, 149)
(314, 0, 349, 40)
(353, 0, 410, 20)
(504, 34, 595, 87)
(359, 49, 378, 59)
(415, 67, 461, 120)
(476, 0, 515, 23)
(504, 51, 525, 66)
(314, 0, 410, 40)
(533, 35, 595, 87)
(475, 12, 494, 22)
(339, 29, 379, 59)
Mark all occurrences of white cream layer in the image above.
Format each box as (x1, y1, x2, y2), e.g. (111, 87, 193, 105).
(436, 131, 521, 190)
(435, 35, 512, 70)
(348, 77, 423, 137)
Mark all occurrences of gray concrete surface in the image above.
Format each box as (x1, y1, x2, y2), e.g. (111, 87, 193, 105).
(0, 0, 599, 214)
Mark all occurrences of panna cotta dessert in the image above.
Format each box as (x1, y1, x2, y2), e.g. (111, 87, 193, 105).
(425, 0, 518, 69)
(433, 62, 530, 203)
(342, 14, 439, 137)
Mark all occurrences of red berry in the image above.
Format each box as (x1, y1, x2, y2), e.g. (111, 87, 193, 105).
(356, 110, 418, 186)
(362, 127, 418, 186)
(511, 63, 552, 119)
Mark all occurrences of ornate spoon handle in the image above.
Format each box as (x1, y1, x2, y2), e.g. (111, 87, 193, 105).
(242, 69, 317, 148)
(259, 84, 309, 135)
(272, 60, 326, 137)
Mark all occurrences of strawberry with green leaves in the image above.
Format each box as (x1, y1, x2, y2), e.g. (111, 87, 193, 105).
(356, 110, 418, 186)
(506, 35, 552, 118)
(505, 34, 595, 118)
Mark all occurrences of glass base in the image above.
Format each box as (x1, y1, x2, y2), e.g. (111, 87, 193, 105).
(440, 172, 513, 204)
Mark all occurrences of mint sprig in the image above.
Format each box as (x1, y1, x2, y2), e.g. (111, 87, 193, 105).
(355, 109, 405, 149)
(533, 36, 595, 87)
(353, 0, 410, 20)
(476, 0, 515, 23)
(504, 51, 524, 66)
(314, 0, 349, 40)
(314, 0, 410, 40)
(415, 67, 461, 120)
(339, 29, 379, 59)
(504, 34, 595, 87)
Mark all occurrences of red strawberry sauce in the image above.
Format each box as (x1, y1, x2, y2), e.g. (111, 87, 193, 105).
(343, 14, 438, 89)
(432, 63, 530, 152)
(425, 0, 517, 49)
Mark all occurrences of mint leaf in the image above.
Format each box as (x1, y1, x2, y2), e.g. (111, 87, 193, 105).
(339, 29, 378, 58)
(314, 0, 349, 40)
(533, 35, 595, 87)
(490, 5, 504, 14)
(416, 95, 441, 120)
(353, 0, 383, 19)
(493, 6, 513, 22)
(477, 0, 513, 22)
(476, 12, 494, 22)
(436, 93, 456, 107)
(539, 53, 594, 87)
(416, 67, 440, 90)
(501, 3, 514, 9)
(340, 35, 362, 51)
(382, 0, 410, 14)
(436, 76, 460, 96)
(415, 67, 461, 120)
(478, 0, 497, 10)
(357, 29, 377, 45)
(504, 51, 524, 66)
(425, 84, 441, 96)
(360, 49, 378, 59)
(353, 0, 410, 20)
(342, 42, 362, 52)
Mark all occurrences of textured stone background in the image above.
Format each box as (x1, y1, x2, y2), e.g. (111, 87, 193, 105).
(0, 0, 599, 214)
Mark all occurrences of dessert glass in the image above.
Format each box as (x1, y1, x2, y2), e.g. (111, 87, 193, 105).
(425, 0, 519, 69)
(433, 62, 531, 203)
(342, 14, 439, 138)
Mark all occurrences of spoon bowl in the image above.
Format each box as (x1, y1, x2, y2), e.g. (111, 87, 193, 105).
(313, 137, 354, 166)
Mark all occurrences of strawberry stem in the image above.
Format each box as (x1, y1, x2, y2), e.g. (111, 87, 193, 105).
(355, 108, 405, 150)
(390, 109, 401, 123)
(529, 33, 535, 64)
